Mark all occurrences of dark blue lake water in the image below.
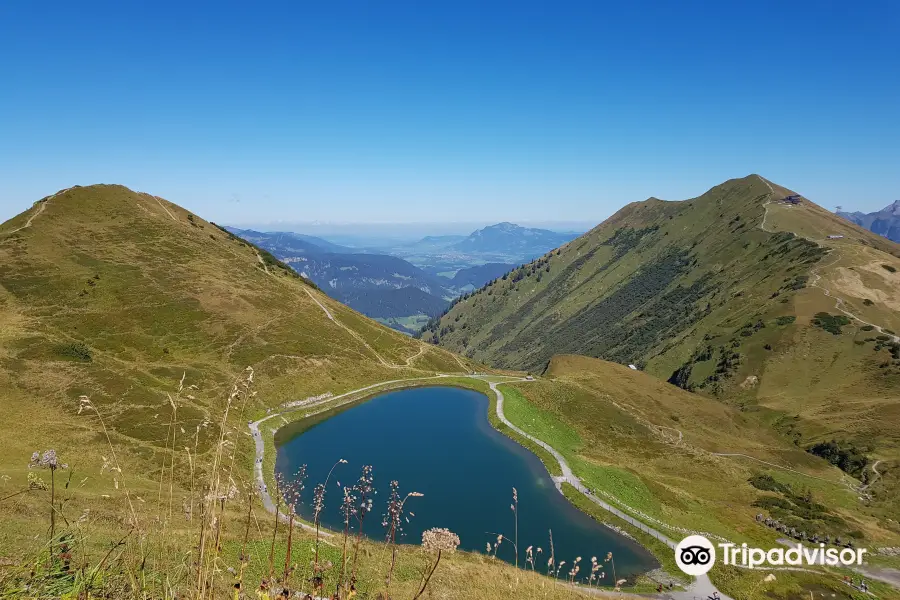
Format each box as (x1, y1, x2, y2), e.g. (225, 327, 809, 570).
(275, 386, 657, 582)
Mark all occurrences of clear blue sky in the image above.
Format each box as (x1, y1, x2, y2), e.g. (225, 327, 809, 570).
(1, 0, 898, 227)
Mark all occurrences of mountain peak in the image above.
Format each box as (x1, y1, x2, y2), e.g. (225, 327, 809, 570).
(477, 222, 522, 234)
(451, 222, 579, 258)
(836, 199, 900, 244)
(885, 200, 900, 215)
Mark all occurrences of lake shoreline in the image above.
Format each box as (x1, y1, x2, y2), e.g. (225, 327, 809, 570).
(256, 376, 672, 589)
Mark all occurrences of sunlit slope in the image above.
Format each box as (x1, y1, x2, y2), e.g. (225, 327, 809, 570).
(0, 184, 469, 546)
(516, 355, 893, 539)
(426, 175, 820, 369)
(0, 184, 467, 408)
(503, 355, 900, 597)
(426, 174, 900, 453)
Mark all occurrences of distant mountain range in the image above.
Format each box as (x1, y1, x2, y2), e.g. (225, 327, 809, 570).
(838, 201, 900, 242)
(226, 223, 578, 334)
(289, 252, 453, 309)
(225, 229, 357, 254)
(226, 228, 453, 330)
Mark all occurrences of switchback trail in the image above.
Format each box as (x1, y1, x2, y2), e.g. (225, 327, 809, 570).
(756, 175, 899, 343)
(862, 460, 884, 491)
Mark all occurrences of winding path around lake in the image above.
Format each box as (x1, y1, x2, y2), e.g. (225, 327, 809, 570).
(490, 382, 733, 600)
(250, 373, 890, 598)
(250, 374, 738, 599)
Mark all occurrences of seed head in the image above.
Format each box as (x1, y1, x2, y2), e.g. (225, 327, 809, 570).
(77, 396, 93, 415)
(421, 527, 460, 553)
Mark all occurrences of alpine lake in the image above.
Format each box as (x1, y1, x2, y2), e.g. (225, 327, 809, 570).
(275, 386, 658, 583)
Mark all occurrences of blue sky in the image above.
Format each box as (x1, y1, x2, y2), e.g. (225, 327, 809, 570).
(1, 1, 898, 227)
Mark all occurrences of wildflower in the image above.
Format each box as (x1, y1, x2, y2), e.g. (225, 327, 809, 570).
(525, 545, 535, 570)
(414, 528, 460, 599)
(77, 396, 93, 414)
(29, 450, 67, 471)
(421, 528, 460, 553)
(382, 482, 422, 594)
(27, 472, 48, 490)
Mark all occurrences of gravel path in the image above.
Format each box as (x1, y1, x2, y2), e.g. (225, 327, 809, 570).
(490, 382, 733, 600)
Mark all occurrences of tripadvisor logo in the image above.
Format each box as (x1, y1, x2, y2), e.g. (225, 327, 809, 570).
(675, 535, 716, 576)
(675, 535, 868, 574)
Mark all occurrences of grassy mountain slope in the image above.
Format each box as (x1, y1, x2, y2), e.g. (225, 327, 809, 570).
(509, 355, 895, 542)
(0, 185, 473, 558)
(425, 174, 900, 464)
(501, 355, 900, 598)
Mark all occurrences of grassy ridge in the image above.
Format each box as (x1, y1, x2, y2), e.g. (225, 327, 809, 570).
(426, 175, 900, 514)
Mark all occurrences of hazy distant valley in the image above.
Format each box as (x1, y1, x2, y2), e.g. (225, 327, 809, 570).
(228, 222, 581, 333)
